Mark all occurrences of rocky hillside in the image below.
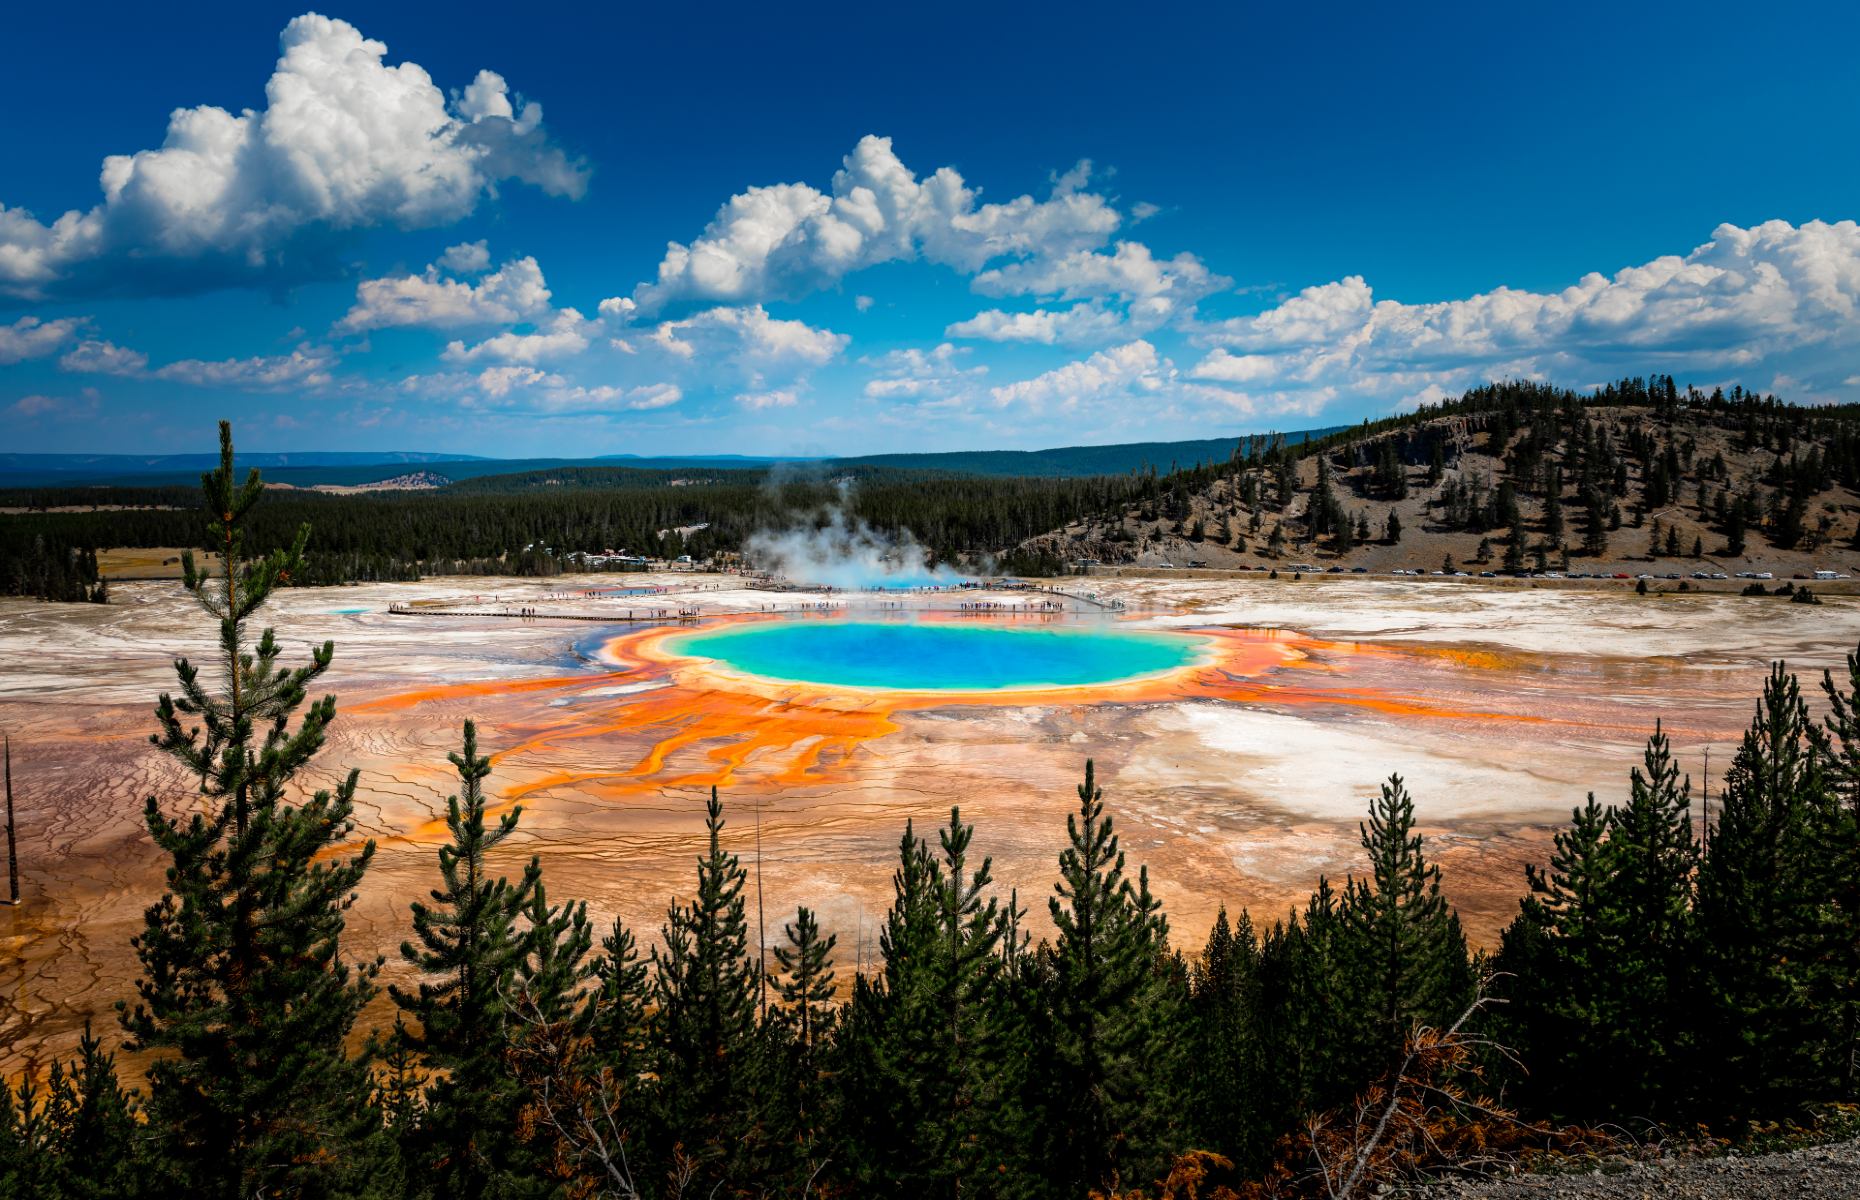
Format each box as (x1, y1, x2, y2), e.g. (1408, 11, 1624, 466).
(1019, 380, 1860, 580)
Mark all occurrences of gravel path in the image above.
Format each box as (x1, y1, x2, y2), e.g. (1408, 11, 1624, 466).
(1413, 1138, 1860, 1199)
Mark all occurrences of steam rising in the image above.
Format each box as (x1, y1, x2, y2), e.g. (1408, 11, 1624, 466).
(746, 484, 968, 589)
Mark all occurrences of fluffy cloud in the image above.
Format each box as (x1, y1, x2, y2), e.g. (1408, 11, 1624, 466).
(861, 342, 987, 401)
(0, 315, 83, 364)
(58, 337, 331, 389)
(646, 305, 848, 369)
(436, 240, 492, 274)
(338, 254, 553, 333)
(0, 15, 585, 299)
(59, 339, 149, 376)
(736, 388, 799, 409)
(632, 135, 1120, 313)
(1190, 221, 1860, 407)
(153, 348, 335, 389)
(974, 240, 1226, 309)
(944, 305, 1126, 345)
(413, 366, 682, 414)
(949, 241, 1227, 345)
(442, 309, 593, 364)
(989, 340, 1171, 411)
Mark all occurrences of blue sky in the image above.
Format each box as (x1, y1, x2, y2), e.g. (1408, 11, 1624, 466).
(3, 1, 1858, 457)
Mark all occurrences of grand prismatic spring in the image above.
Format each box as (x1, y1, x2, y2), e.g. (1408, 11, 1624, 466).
(2, 571, 1858, 1070)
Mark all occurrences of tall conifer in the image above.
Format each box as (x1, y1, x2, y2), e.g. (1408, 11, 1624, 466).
(390, 720, 540, 1198)
(1339, 775, 1473, 1078)
(1048, 761, 1181, 1195)
(1696, 664, 1834, 1121)
(119, 421, 380, 1197)
(650, 787, 761, 1181)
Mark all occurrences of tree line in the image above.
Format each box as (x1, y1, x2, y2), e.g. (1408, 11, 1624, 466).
(0, 463, 1157, 598)
(5, 426, 1860, 1199)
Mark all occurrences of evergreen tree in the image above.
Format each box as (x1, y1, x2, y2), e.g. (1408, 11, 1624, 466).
(1503, 520, 1526, 572)
(1812, 645, 1860, 1095)
(835, 821, 940, 1191)
(773, 905, 838, 1148)
(390, 720, 541, 1198)
(837, 811, 1010, 1196)
(651, 787, 762, 1182)
(1189, 908, 1267, 1172)
(774, 905, 837, 1057)
(1338, 776, 1473, 1079)
(1600, 725, 1698, 1117)
(590, 915, 650, 1078)
(927, 807, 1009, 1193)
(118, 421, 381, 1198)
(1495, 795, 1613, 1119)
(1047, 761, 1182, 1195)
(1696, 665, 1837, 1122)
(0, 1023, 143, 1200)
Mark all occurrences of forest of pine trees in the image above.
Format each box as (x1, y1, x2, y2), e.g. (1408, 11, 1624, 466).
(6, 424, 1860, 1198)
(11, 377, 1860, 600)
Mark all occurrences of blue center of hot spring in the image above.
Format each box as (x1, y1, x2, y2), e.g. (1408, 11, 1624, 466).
(666, 620, 1207, 691)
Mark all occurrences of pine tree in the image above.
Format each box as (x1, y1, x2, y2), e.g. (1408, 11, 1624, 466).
(1601, 723, 1698, 1117)
(927, 806, 1009, 1193)
(1812, 645, 1860, 1096)
(1495, 795, 1612, 1119)
(390, 720, 540, 1198)
(1338, 776, 1473, 1079)
(773, 904, 838, 1151)
(590, 915, 650, 1078)
(651, 786, 761, 1181)
(0, 1022, 143, 1200)
(835, 821, 941, 1191)
(516, 879, 596, 1027)
(118, 421, 381, 1198)
(1503, 520, 1525, 572)
(1696, 665, 1837, 1122)
(1190, 908, 1267, 1172)
(837, 811, 1009, 1196)
(774, 905, 837, 1057)
(1048, 760, 1182, 1195)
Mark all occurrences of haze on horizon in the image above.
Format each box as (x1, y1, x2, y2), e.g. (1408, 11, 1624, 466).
(2, 0, 1858, 460)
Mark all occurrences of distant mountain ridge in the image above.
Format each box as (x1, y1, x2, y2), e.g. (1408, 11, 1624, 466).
(0, 429, 1348, 489)
(0, 450, 485, 488)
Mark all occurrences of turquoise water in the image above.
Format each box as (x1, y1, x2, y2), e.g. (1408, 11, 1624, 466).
(328, 607, 369, 615)
(667, 620, 1207, 691)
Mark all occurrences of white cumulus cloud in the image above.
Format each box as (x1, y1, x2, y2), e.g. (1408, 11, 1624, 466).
(736, 388, 800, 409)
(0, 14, 586, 299)
(647, 305, 848, 369)
(1189, 220, 1860, 409)
(945, 305, 1127, 345)
(57, 337, 332, 389)
(989, 339, 1171, 411)
(436, 240, 492, 274)
(429, 367, 682, 413)
(632, 135, 1120, 313)
(0, 315, 84, 364)
(861, 342, 987, 401)
(443, 309, 594, 365)
(339, 254, 554, 332)
(59, 339, 149, 376)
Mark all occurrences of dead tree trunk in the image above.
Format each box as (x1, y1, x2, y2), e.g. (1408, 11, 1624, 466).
(4, 735, 17, 904)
